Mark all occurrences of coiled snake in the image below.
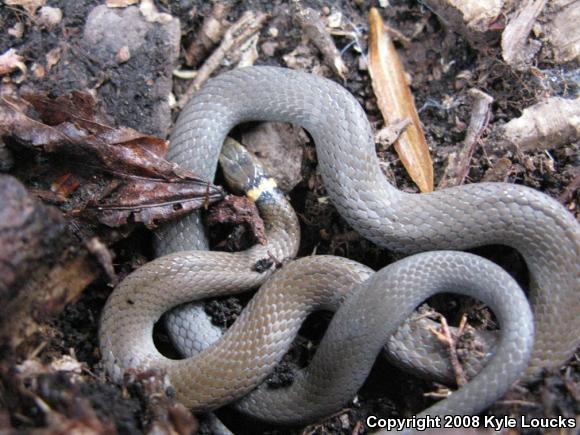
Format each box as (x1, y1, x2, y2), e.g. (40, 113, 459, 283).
(100, 67, 579, 426)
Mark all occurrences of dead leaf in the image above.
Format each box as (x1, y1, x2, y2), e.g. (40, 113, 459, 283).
(368, 8, 434, 192)
(7, 366, 115, 434)
(8, 22, 25, 39)
(115, 46, 131, 63)
(0, 92, 225, 227)
(482, 157, 514, 183)
(16, 356, 84, 379)
(85, 237, 116, 282)
(94, 178, 219, 228)
(18, 92, 175, 177)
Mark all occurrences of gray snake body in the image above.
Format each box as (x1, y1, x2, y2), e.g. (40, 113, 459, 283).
(100, 67, 579, 423)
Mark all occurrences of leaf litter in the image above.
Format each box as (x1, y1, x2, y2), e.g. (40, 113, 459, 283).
(0, 90, 224, 228)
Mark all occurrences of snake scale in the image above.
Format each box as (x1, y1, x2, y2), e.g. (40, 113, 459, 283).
(100, 67, 579, 425)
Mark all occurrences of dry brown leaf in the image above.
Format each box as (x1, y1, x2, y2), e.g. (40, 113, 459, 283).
(368, 8, 433, 192)
(95, 178, 220, 228)
(0, 92, 224, 227)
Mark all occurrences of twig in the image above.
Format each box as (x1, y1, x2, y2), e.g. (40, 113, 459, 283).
(293, 3, 348, 81)
(429, 314, 468, 386)
(375, 117, 412, 150)
(438, 88, 493, 189)
(85, 237, 116, 283)
(457, 313, 468, 336)
(503, 96, 580, 151)
(178, 11, 268, 108)
(501, 0, 547, 70)
(184, 2, 231, 67)
(423, 386, 451, 399)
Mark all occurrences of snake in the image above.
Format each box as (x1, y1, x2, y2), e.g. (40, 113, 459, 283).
(99, 66, 579, 423)
(99, 139, 534, 425)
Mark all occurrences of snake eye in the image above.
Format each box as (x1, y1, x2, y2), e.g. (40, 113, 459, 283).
(219, 137, 272, 196)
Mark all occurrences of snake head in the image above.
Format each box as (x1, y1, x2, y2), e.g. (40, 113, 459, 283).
(219, 137, 278, 203)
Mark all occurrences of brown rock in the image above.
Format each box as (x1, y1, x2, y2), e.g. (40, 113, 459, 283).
(241, 122, 307, 192)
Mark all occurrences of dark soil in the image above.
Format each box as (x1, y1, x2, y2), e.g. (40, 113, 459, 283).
(0, 1, 578, 435)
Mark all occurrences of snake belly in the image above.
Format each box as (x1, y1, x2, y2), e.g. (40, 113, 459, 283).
(157, 66, 579, 381)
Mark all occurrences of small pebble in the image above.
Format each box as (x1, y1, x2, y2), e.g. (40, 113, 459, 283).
(115, 46, 131, 63)
(8, 22, 25, 39)
(261, 41, 278, 57)
(358, 56, 368, 71)
(31, 63, 45, 78)
(37, 6, 63, 29)
(327, 11, 342, 28)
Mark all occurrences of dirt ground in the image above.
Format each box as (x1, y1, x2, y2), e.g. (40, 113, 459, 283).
(0, 1, 578, 434)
